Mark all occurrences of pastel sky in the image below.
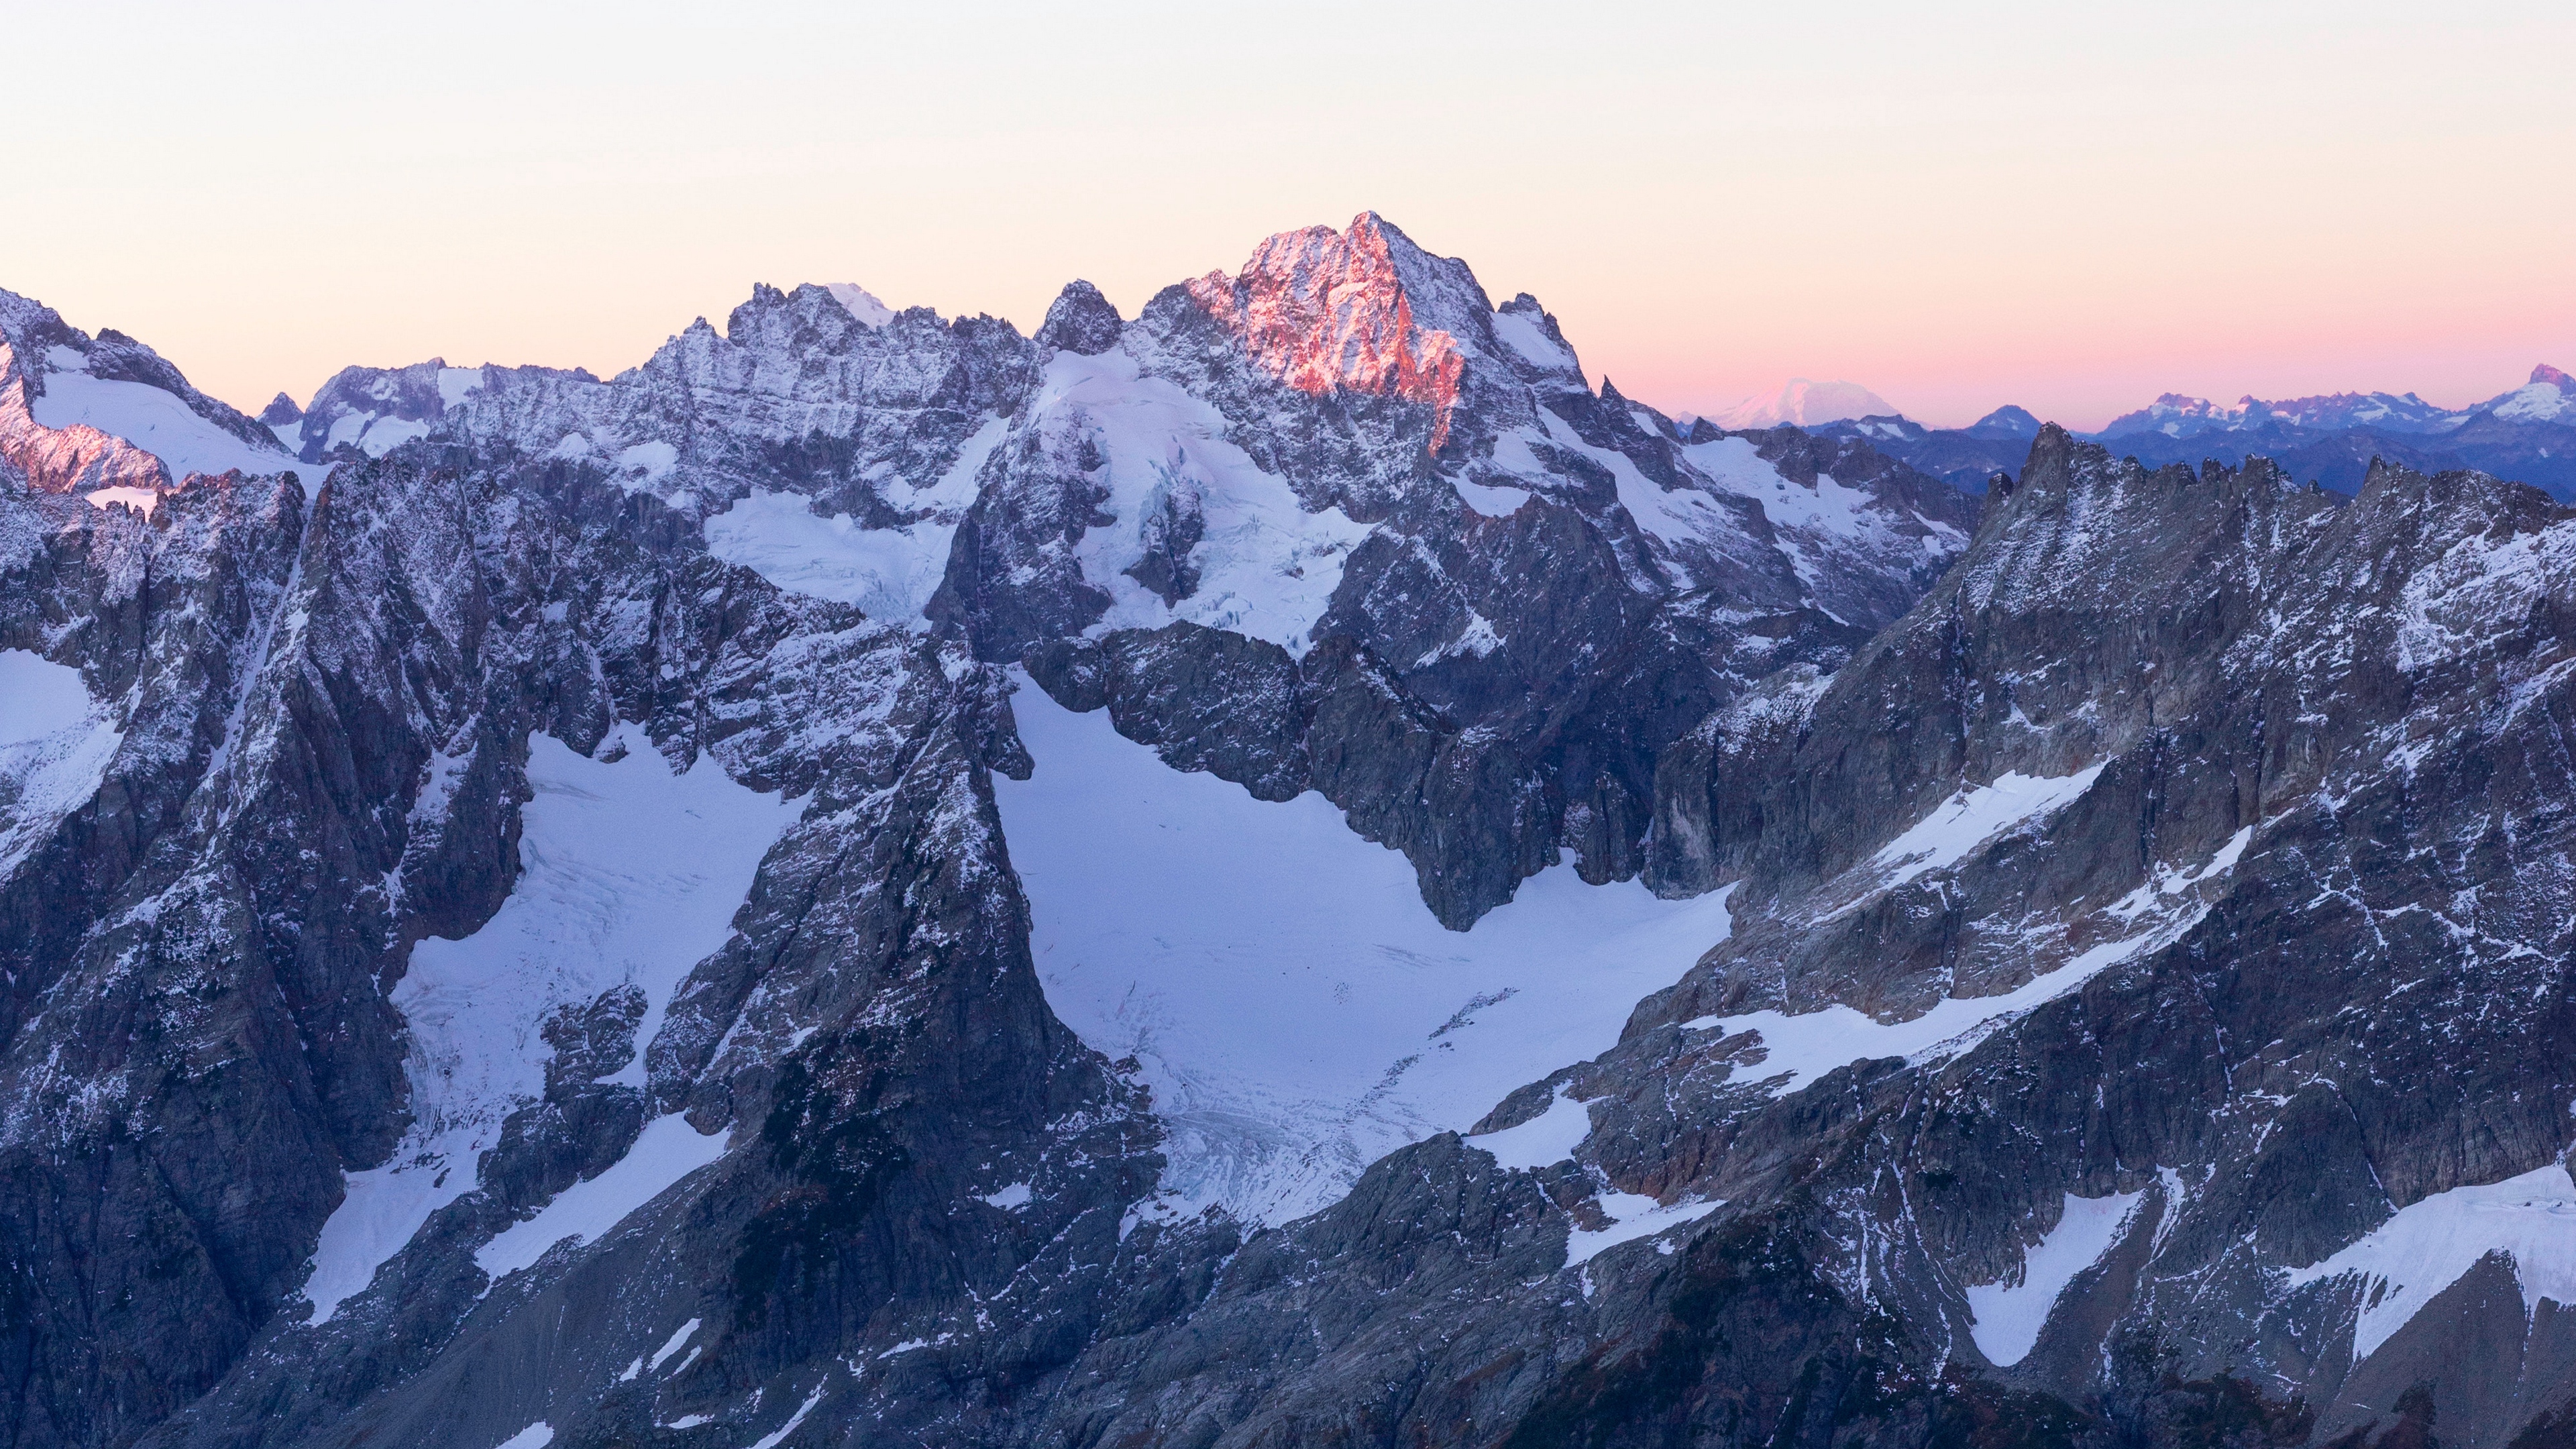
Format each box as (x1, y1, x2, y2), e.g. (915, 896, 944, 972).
(7, 2, 2570, 431)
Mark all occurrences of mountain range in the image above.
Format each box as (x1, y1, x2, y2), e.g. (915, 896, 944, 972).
(5, 213, 2576, 1449)
(1799, 369, 2576, 497)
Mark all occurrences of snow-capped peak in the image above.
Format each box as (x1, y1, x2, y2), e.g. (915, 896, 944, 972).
(1712, 379, 1896, 430)
(2487, 364, 2576, 425)
(1966, 405, 2043, 439)
(2094, 386, 2472, 439)
(1184, 212, 1483, 451)
(0, 288, 294, 494)
(820, 284, 895, 329)
(2094, 392, 2247, 439)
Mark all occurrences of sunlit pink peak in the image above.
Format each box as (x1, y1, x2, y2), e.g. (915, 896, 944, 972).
(1712, 378, 1896, 429)
(2489, 363, 2576, 424)
(818, 284, 894, 329)
(1186, 211, 1484, 451)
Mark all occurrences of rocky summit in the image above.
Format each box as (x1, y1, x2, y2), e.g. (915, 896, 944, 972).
(3, 213, 2573, 1449)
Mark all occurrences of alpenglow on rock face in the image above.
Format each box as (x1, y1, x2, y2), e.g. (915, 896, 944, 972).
(2, 215, 2572, 1449)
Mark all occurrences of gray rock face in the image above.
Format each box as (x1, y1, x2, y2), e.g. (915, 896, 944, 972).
(17, 220, 2572, 1449)
(1034, 280, 1124, 356)
(1608, 431, 2576, 1445)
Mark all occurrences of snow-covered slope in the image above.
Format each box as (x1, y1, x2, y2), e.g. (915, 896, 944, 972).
(301, 724, 798, 1322)
(0, 288, 298, 502)
(1968, 1189, 2148, 1366)
(996, 678, 1732, 1224)
(28, 363, 294, 482)
(2286, 1164, 2576, 1364)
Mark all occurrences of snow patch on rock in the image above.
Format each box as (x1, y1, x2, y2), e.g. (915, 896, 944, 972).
(1452, 478, 1532, 517)
(1968, 1189, 2147, 1366)
(1471, 1086, 1595, 1171)
(0, 650, 122, 880)
(436, 368, 485, 409)
(1490, 309, 1574, 372)
(749, 1387, 828, 1449)
(475, 1113, 730, 1283)
(821, 283, 895, 328)
(2288, 1163, 2576, 1365)
(1870, 765, 2106, 890)
(1690, 818, 2251, 1098)
(81, 486, 162, 516)
(1566, 1191, 1725, 1268)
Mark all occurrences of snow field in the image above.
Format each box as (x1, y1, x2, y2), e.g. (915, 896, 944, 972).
(700, 415, 1003, 625)
(1042, 349, 1375, 655)
(704, 488, 957, 623)
(1487, 309, 1576, 372)
(0, 649, 93, 744)
(30, 366, 297, 482)
(994, 677, 1735, 1225)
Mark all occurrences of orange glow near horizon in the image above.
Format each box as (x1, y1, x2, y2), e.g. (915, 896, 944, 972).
(5, 3, 2569, 433)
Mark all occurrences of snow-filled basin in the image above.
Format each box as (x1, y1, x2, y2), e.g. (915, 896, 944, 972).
(993, 675, 1735, 1224)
